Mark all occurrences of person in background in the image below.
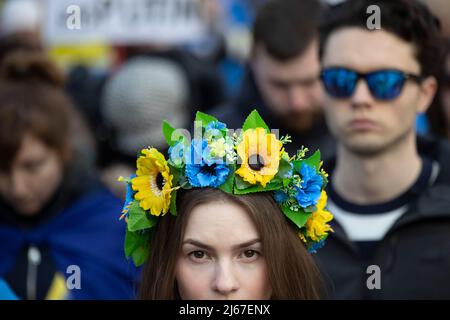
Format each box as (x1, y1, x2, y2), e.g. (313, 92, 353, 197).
(0, 51, 139, 299)
(316, 0, 450, 299)
(427, 40, 450, 141)
(0, 0, 42, 47)
(0, 0, 43, 62)
(100, 56, 191, 199)
(210, 0, 335, 159)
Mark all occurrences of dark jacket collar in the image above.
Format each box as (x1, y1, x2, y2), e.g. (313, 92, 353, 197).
(324, 135, 450, 248)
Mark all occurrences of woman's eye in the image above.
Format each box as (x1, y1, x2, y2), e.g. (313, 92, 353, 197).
(241, 250, 260, 260)
(189, 250, 206, 260)
(22, 159, 44, 173)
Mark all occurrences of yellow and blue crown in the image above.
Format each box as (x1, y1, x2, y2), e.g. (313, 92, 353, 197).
(120, 110, 333, 266)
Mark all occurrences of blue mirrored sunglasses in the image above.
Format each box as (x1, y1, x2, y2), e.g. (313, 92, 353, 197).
(320, 67, 423, 101)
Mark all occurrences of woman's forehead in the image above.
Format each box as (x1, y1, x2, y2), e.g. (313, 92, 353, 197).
(183, 201, 260, 247)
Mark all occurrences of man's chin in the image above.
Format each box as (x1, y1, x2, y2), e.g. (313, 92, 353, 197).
(343, 140, 387, 157)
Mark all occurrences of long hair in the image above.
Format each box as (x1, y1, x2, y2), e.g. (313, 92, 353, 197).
(139, 188, 324, 300)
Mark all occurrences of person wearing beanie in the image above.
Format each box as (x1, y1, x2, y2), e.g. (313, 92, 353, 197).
(100, 56, 190, 198)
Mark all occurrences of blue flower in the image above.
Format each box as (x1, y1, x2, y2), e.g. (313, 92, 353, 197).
(186, 163, 230, 188)
(185, 139, 230, 187)
(294, 164, 323, 208)
(168, 142, 186, 168)
(274, 190, 289, 203)
(121, 174, 136, 218)
(307, 239, 326, 254)
(205, 121, 226, 131)
(186, 139, 208, 166)
(205, 121, 227, 144)
(187, 138, 224, 166)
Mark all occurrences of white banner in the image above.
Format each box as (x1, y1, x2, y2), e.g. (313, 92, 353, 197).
(43, 0, 208, 45)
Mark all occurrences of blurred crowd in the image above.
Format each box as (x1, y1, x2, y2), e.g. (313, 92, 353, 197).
(0, 0, 450, 300)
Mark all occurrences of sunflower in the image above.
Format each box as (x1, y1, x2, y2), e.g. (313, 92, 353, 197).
(131, 148, 173, 216)
(235, 128, 282, 187)
(304, 191, 333, 241)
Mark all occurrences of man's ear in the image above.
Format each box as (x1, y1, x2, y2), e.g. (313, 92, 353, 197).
(417, 76, 438, 114)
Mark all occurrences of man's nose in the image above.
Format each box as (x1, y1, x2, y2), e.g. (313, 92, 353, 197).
(288, 83, 322, 112)
(288, 86, 309, 112)
(352, 79, 375, 108)
(212, 260, 239, 296)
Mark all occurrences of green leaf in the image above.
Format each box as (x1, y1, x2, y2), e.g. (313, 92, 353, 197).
(124, 228, 149, 257)
(233, 175, 282, 195)
(195, 111, 218, 127)
(124, 228, 140, 258)
(162, 120, 176, 147)
(234, 174, 253, 190)
(179, 173, 192, 189)
(304, 205, 317, 213)
(169, 165, 181, 186)
(276, 157, 293, 179)
(125, 228, 152, 266)
(131, 242, 150, 266)
(219, 164, 235, 194)
(163, 120, 188, 147)
(170, 189, 178, 216)
(127, 201, 158, 232)
(293, 150, 321, 172)
(282, 206, 312, 229)
(242, 109, 269, 132)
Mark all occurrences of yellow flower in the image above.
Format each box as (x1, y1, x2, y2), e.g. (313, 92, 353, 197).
(305, 191, 333, 241)
(131, 148, 173, 216)
(235, 128, 282, 187)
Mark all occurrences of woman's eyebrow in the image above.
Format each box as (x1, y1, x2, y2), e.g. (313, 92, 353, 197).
(232, 238, 261, 250)
(182, 239, 212, 250)
(182, 238, 261, 251)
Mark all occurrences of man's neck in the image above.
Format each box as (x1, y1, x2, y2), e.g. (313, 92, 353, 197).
(333, 134, 422, 205)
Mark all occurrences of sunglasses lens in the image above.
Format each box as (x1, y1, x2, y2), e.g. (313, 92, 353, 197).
(321, 68, 358, 98)
(366, 70, 405, 100)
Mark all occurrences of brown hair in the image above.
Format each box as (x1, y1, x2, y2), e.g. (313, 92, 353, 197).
(253, 0, 323, 61)
(320, 0, 445, 77)
(0, 51, 75, 171)
(139, 188, 324, 300)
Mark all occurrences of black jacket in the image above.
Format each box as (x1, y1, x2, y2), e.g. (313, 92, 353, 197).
(208, 68, 336, 160)
(315, 136, 450, 299)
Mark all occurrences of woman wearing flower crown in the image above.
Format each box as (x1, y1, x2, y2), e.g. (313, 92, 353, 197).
(120, 110, 333, 299)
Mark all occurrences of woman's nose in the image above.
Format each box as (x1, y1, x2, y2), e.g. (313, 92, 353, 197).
(211, 260, 239, 296)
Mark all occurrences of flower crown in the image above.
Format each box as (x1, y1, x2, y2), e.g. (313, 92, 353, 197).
(120, 110, 333, 266)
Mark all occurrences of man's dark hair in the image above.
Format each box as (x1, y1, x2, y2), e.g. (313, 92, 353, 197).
(320, 0, 445, 77)
(253, 0, 323, 61)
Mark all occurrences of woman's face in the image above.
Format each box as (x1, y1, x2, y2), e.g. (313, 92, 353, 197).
(0, 133, 64, 216)
(175, 200, 272, 300)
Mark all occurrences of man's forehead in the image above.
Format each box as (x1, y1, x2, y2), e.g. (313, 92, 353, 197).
(323, 27, 420, 73)
(255, 42, 320, 75)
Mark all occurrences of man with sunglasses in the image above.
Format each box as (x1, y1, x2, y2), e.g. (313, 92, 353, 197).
(315, 0, 450, 299)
